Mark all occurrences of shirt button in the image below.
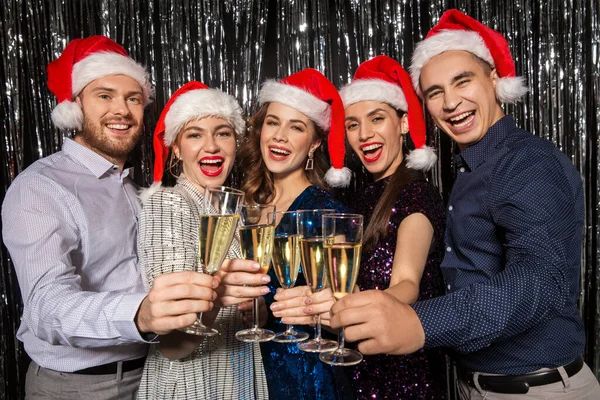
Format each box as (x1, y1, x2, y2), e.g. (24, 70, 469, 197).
(446, 246, 452, 252)
(447, 284, 451, 290)
(448, 205, 453, 211)
(459, 167, 465, 173)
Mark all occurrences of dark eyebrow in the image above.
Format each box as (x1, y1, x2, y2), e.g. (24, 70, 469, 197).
(366, 108, 389, 118)
(289, 119, 307, 128)
(213, 124, 233, 131)
(91, 86, 143, 97)
(265, 114, 280, 121)
(345, 107, 389, 122)
(422, 71, 476, 97)
(452, 71, 476, 84)
(182, 125, 206, 133)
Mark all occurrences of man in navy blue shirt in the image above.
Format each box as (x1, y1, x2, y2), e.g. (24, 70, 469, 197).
(330, 9, 600, 399)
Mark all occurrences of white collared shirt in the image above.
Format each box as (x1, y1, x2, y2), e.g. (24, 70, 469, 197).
(2, 138, 149, 372)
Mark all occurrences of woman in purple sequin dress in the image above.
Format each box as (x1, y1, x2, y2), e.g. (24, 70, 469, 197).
(338, 56, 447, 399)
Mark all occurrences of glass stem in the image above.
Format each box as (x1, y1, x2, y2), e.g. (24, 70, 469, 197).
(252, 297, 259, 330)
(285, 324, 294, 334)
(315, 314, 322, 342)
(196, 312, 204, 326)
(337, 326, 346, 353)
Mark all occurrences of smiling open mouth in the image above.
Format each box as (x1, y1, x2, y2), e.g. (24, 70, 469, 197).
(269, 146, 291, 161)
(199, 157, 224, 177)
(448, 111, 475, 128)
(361, 143, 383, 163)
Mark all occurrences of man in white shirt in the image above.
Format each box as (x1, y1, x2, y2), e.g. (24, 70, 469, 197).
(2, 35, 219, 399)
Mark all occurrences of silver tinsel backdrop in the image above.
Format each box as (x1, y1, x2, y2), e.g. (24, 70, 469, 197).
(0, 0, 598, 398)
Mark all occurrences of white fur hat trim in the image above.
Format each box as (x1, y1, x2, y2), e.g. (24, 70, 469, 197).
(72, 52, 153, 104)
(163, 89, 245, 146)
(339, 79, 407, 111)
(259, 80, 331, 130)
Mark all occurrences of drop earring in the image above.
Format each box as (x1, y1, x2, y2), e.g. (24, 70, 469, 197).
(305, 152, 314, 170)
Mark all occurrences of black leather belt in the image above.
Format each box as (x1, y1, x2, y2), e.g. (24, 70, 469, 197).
(72, 357, 146, 375)
(460, 356, 584, 394)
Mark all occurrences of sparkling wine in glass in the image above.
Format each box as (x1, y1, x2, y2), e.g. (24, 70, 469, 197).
(271, 211, 309, 343)
(181, 186, 244, 336)
(319, 213, 363, 366)
(296, 209, 338, 353)
(235, 204, 277, 342)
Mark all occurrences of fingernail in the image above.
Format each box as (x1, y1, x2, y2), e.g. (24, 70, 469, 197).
(271, 303, 280, 311)
(304, 307, 312, 313)
(252, 263, 260, 269)
(305, 298, 312, 305)
(261, 275, 271, 283)
(261, 287, 270, 294)
(273, 311, 281, 317)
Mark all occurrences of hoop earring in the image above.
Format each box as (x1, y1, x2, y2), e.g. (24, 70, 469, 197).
(305, 152, 314, 170)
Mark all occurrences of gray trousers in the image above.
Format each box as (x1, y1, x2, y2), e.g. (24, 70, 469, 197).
(25, 361, 143, 400)
(458, 362, 600, 400)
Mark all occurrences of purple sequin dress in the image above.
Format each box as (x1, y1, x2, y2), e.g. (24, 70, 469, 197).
(350, 177, 447, 399)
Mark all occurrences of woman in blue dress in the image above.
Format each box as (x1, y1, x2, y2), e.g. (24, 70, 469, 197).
(238, 68, 352, 400)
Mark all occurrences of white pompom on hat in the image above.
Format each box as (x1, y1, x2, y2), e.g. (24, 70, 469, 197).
(259, 68, 352, 188)
(340, 55, 437, 171)
(410, 9, 528, 104)
(47, 35, 153, 130)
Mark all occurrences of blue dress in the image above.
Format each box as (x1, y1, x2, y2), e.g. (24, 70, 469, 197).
(260, 185, 352, 400)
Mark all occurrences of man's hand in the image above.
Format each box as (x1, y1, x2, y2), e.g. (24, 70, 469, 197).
(330, 289, 426, 355)
(215, 259, 271, 308)
(136, 271, 218, 335)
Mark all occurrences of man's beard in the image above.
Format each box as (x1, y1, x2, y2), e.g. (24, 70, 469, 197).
(78, 113, 143, 161)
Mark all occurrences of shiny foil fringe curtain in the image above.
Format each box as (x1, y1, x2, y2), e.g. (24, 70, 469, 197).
(0, 0, 598, 398)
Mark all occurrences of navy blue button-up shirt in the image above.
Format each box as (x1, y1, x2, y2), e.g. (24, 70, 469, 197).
(412, 116, 586, 374)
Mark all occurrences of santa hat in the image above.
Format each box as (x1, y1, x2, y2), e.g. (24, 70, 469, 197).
(47, 35, 153, 130)
(339, 55, 436, 171)
(410, 9, 528, 104)
(140, 80, 245, 201)
(259, 68, 352, 188)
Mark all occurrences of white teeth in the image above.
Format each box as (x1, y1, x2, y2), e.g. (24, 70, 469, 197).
(453, 115, 474, 127)
(362, 144, 382, 151)
(200, 159, 222, 164)
(449, 112, 473, 122)
(106, 124, 129, 130)
(271, 148, 290, 155)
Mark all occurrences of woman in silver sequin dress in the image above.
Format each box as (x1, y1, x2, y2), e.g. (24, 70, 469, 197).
(136, 81, 268, 400)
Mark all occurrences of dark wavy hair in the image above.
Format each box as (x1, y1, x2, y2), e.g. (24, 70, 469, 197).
(238, 103, 330, 204)
(362, 110, 425, 253)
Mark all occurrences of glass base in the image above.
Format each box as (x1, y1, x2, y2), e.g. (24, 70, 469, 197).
(319, 348, 363, 366)
(273, 329, 309, 343)
(236, 327, 276, 343)
(179, 322, 219, 337)
(297, 338, 338, 353)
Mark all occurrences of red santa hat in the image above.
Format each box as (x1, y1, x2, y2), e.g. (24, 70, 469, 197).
(339, 55, 436, 171)
(410, 9, 528, 104)
(149, 80, 245, 189)
(259, 68, 351, 188)
(47, 35, 153, 130)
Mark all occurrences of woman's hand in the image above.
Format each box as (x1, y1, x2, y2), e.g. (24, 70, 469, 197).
(214, 258, 271, 308)
(271, 286, 334, 326)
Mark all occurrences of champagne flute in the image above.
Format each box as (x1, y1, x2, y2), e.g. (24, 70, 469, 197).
(319, 213, 363, 366)
(271, 211, 310, 343)
(181, 185, 244, 336)
(236, 204, 277, 342)
(297, 209, 338, 353)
